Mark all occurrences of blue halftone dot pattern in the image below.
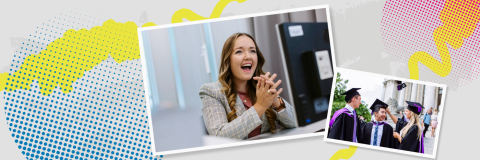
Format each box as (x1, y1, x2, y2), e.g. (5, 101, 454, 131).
(3, 10, 162, 160)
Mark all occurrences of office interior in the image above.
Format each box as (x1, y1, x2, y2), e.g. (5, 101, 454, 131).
(140, 8, 330, 153)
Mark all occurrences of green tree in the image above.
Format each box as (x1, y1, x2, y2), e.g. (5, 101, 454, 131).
(330, 72, 372, 122)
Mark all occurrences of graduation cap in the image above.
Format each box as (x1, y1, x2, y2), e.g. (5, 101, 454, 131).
(369, 99, 388, 115)
(405, 101, 424, 115)
(341, 88, 361, 102)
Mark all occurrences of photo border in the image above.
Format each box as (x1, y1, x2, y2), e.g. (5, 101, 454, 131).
(138, 4, 336, 156)
(323, 67, 447, 159)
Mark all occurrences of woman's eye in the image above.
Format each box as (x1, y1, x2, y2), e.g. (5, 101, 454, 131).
(235, 50, 242, 54)
(250, 50, 256, 53)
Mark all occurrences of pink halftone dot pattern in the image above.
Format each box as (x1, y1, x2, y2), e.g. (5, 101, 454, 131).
(381, 0, 480, 89)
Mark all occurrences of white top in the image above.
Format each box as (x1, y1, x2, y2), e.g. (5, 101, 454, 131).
(431, 115, 438, 121)
(370, 119, 384, 146)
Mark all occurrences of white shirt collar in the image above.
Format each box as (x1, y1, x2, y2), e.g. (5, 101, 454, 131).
(345, 104, 355, 113)
(372, 118, 386, 123)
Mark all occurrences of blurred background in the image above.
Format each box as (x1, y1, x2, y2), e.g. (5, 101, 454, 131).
(140, 8, 328, 153)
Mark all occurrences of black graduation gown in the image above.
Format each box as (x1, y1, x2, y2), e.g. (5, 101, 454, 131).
(327, 112, 365, 142)
(395, 117, 409, 133)
(394, 117, 409, 148)
(360, 122, 396, 149)
(397, 125, 421, 152)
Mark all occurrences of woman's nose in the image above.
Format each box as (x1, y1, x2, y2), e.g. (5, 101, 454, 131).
(244, 51, 252, 59)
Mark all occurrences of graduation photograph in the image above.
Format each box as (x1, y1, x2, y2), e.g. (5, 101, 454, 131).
(324, 68, 446, 158)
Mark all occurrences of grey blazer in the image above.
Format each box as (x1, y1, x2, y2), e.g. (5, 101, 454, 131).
(199, 81, 297, 140)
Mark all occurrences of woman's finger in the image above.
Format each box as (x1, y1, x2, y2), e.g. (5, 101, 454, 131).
(259, 79, 263, 89)
(265, 72, 271, 78)
(270, 80, 282, 89)
(261, 79, 265, 89)
(256, 79, 261, 90)
(268, 88, 277, 94)
(264, 79, 272, 89)
(265, 80, 275, 86)
(275, 88, 283, 96)
(269, 73, 277, 82)
(260, 74, 269, 80)
(253, 76, 262, 81)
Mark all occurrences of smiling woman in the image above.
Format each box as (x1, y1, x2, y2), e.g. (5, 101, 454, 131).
(199, 33, 297, 140)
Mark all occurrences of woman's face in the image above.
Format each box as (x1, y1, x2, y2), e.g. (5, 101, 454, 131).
(230, 36, 258, 82)
(405, 109, 411, 119)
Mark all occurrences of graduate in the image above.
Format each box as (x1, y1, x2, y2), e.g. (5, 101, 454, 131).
(359, 99, 396, 148)
(387, 101, 425, 153)
(328, 88, 365, 142)
(396, 109, 410, 132)
(387, 107, 410, 148)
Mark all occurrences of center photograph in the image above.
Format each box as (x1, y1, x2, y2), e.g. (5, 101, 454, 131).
(138, 5, 336, 155)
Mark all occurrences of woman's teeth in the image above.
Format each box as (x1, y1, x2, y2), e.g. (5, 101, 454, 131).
(241, 64, 252, 71)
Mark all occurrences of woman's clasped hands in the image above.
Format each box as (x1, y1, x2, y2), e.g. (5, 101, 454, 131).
(253, 72, 283, 111)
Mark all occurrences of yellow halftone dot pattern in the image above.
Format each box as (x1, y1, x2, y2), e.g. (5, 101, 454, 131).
(0, 73, 9, 92)
(408, 0, 480, 80)
(0, 19, 156, 95)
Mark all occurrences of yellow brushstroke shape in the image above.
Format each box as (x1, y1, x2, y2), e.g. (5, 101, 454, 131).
(142, 22, 158, 27)
(0, 19, 156, 95)
(408, 0, 480, 80)
(329, 145, 357, 160)
(171, 0, 247, 23)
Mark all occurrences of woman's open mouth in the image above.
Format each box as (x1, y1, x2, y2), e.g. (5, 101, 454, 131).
(241, 63, 252, 72)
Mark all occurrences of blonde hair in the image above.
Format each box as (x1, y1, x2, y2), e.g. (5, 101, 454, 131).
(218, 33, 277, 134)
(401, 111, 422, 140)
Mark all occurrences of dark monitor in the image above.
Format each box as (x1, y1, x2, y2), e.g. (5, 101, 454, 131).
(276, 22, 334, 126)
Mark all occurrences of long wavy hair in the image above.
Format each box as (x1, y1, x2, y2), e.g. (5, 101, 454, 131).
(401, 111, 422, 141)
(218, 33, 277, 134)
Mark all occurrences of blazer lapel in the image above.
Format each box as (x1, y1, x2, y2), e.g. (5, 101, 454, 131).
(222, 89, 267, 133)
(214, 82, 247, 117)
(234, 95, 268, 133)
(234, 95, 246, 116)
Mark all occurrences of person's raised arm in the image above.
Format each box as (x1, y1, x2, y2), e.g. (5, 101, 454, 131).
(386, 107, 398, 124)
